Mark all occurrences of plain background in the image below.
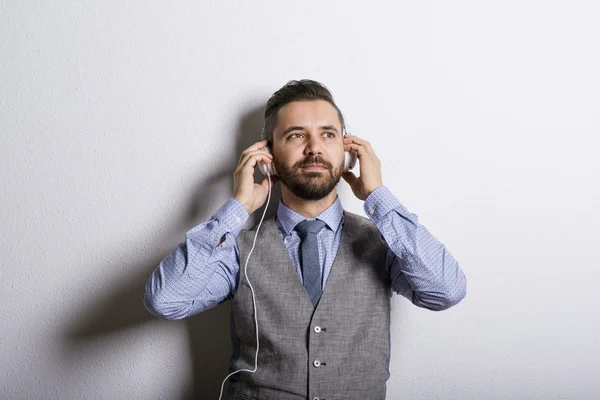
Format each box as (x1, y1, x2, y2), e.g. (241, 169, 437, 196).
(1, 1, 599, 399)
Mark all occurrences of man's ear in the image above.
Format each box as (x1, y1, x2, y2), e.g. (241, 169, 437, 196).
(260, 124, 266, 141)
(269, 142, 277, 160)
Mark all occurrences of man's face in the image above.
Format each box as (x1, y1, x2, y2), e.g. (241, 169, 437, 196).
(271, 100, 345, 200)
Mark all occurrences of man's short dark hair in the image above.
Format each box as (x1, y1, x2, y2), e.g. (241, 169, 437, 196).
(262, 79, 346, 144)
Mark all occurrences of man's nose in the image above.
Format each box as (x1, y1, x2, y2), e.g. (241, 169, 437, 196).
(304, 134, 323, 155)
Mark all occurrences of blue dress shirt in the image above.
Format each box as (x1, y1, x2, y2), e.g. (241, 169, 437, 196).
(144, 185, 467, 320)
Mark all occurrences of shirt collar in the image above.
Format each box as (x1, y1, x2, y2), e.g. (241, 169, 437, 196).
(276, 195, 344, 237)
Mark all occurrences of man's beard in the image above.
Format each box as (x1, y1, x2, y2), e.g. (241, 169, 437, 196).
(273, 155, 344, 201)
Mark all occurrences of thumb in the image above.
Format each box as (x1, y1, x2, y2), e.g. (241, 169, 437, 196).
(260, 175, 278, 189)
(342, 171, 357, 185)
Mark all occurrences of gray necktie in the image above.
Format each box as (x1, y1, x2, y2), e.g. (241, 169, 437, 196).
(295, 219, 327, 307)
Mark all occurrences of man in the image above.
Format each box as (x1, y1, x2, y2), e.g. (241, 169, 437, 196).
(144, 79, 467, 400)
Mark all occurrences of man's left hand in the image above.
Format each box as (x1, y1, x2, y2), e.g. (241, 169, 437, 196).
(342, 135, 383, 201)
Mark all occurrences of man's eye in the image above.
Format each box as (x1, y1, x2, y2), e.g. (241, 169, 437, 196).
(289, 133, 302, 139)
(323, 132, 335, 138)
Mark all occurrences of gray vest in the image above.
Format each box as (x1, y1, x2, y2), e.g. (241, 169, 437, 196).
(230, 211, 392, 400)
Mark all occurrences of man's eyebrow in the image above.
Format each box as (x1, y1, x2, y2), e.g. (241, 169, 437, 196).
(320, 125, 339, 132)
(279, 125, 339, 136)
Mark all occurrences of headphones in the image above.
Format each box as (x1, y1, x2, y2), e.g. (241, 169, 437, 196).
(257, 129, 358, 176)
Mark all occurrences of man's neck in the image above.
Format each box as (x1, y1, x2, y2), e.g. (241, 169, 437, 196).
(280, 186, 338, 219)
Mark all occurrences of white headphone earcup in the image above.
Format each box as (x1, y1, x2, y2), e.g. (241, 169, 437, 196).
(343, 150, 357, 172)
(258, 160, 269, 176)
(258, 146, 277, 176)
(258, 161, 277, 176)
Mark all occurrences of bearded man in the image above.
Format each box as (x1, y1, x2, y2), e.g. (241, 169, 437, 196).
(144, 79, 467, 400)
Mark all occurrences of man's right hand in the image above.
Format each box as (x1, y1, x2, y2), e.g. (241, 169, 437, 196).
(233, 140, 279, 215)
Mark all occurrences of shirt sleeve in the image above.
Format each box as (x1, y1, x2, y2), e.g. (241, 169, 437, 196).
(363, 185, 467, 311)
(143, 197, 248, 320)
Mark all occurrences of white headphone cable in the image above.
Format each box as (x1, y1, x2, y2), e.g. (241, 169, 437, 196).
(217, 173, 271, 400)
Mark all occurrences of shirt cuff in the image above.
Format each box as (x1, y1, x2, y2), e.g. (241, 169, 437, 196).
(363, 185, 418, 225)
(212, 197, 250, 237)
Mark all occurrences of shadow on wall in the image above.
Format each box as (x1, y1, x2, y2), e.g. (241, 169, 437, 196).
(64, 105, 282, 400)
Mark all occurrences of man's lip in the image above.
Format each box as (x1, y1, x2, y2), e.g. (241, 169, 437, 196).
(302, 164, 327, 170)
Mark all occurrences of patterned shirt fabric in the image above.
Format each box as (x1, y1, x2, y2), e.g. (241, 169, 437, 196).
(143, 185, 467, 320)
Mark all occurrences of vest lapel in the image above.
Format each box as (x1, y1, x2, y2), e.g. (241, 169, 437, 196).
(316, 211, 353, 309)
(261, 217, 314, 309)
(260, 212, 354, 310)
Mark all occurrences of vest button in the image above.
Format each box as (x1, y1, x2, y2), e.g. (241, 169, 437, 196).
(313, 360, 321, 368)
(314, 326, 322, 333)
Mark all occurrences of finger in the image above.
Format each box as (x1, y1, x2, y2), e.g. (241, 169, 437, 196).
(243, 147, 273, 167)
(362, 140, 374, 154)
(246, 148, 273, 160)
(344, 133, 363, 141)
(245, 152, 272, 169)
(260, 175, 278, 188)
(344, 143, 369, 158)
(343, 135, 364, 143)
(344, 136, 374, 154)
(341, 171, 358, 185)
(249, 139, 269, 150)
(238, 149, 273, 170)
(236, 152, 273, 175)
(239, 140, 269, 162)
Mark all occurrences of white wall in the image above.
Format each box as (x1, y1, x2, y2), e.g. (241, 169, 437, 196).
(2, 1, 599, 399)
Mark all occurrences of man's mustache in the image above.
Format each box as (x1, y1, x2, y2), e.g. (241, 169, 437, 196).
(295, 156, 333, 169)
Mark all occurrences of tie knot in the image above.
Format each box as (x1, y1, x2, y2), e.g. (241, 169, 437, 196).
(294, 219, 327, 237)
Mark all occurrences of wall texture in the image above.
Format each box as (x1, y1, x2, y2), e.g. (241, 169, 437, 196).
(1, 1, 599, 399)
